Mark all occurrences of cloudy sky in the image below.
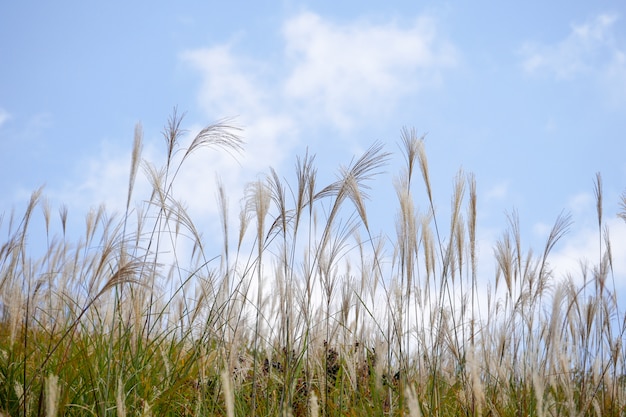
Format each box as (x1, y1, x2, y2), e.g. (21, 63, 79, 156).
(1, 1, 625, 294)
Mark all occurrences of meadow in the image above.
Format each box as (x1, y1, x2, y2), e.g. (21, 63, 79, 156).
(1, 113, 624, 416)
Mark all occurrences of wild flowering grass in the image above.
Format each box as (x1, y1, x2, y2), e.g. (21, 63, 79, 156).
(0, 112, 625, 416)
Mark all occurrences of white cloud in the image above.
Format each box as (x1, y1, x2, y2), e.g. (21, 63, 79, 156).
(283, 12, 457, 130)
(182, 11, 457, 133)
(181, 44, 300, 175)
(520, 13, 623, 81)
(181, 44, 268, 119)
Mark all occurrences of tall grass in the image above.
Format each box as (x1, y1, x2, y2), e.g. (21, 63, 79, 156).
(0, 113, 624, 416)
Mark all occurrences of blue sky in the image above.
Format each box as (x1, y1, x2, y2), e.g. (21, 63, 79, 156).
(1, 1, 625, 291)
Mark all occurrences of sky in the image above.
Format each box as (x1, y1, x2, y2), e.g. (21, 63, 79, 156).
(1, 1, 626, 299)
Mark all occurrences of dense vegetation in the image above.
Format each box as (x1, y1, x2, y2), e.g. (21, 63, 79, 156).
(1, 113, 625, 416)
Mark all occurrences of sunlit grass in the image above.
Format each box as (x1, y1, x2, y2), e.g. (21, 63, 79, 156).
(1, 113, 624, 416)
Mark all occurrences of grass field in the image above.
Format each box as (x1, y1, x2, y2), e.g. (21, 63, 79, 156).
(1, 113, 625, 416)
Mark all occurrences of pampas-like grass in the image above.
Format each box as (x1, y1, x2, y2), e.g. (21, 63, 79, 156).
(0, 111, 624, 416)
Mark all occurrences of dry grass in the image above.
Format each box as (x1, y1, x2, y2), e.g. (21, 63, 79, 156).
(0, 112, 625, 416)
